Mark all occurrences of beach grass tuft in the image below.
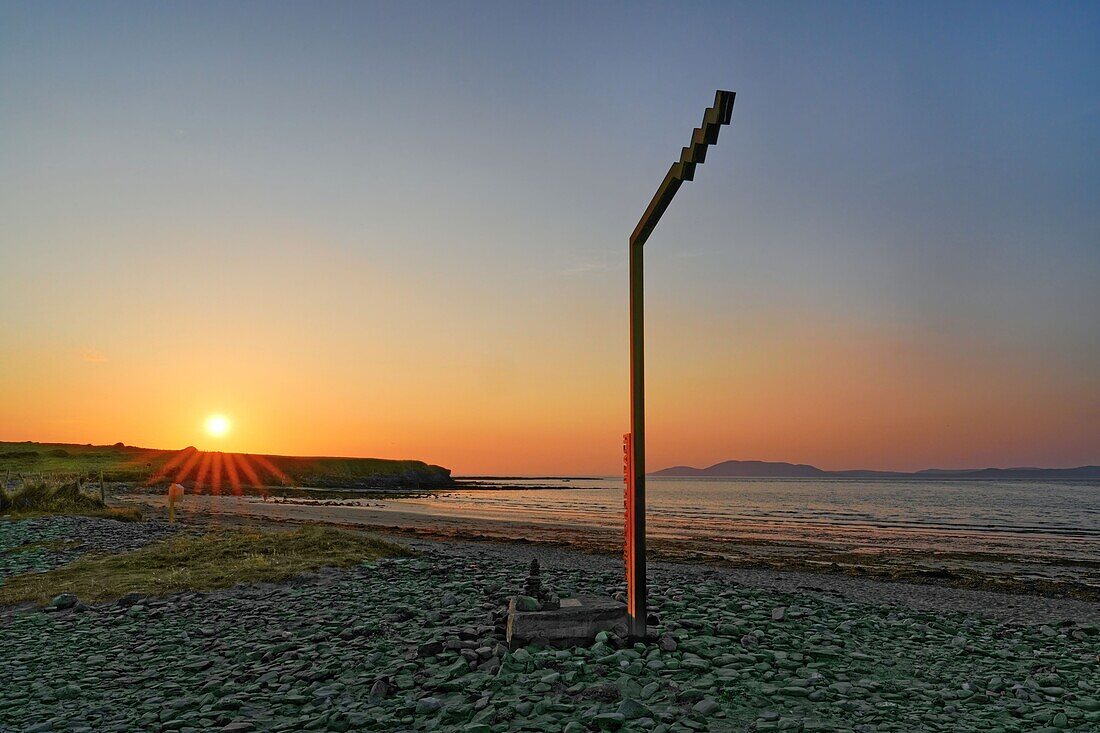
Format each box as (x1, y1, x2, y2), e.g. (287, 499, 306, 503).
(0, 477, 141, 522)
(0, 524, 410, 605)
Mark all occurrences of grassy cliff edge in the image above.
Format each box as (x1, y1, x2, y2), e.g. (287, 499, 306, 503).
(0, 441, 454, 490)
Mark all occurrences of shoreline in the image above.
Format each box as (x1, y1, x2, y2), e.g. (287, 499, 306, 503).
(118, 490, 1100, 612)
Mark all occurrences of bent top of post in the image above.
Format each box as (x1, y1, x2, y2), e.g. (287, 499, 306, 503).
(629, 90, 736, 249)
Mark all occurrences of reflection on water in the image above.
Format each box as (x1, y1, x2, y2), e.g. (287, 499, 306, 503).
(411, 478, 1100, 569)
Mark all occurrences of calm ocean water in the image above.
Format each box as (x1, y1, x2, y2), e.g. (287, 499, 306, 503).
(428, 477, 1099, 578)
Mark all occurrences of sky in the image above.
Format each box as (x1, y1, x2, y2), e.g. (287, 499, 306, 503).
(1, 1, 1097, 475)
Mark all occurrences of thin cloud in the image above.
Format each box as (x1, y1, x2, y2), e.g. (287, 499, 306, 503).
(672, 249, 717, 259)
(560, 250, 625, 274)
(561, 260, 622, 274)
(77, 347, 108, 363)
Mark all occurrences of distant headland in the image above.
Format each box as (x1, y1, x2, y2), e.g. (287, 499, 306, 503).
(650, 459, 1100, 481)
(0, 441, 454, 490)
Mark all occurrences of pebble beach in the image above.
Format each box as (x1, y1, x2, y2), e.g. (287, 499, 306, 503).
(2, 515, 1098, 732)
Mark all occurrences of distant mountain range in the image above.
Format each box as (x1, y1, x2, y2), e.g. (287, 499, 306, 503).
(650, 460, 1100, 480)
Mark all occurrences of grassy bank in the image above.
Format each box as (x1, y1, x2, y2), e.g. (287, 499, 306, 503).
(0, 477, 140, 521)
(0, 441, 454, 489)
(0, 525, 409, 605)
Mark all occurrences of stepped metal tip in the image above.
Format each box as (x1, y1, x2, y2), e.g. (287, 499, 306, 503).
(715, 90, 736, 124)
(680, 143, 708, 165)
(674, 160, 697, 181)
(702, 122, 720, 145)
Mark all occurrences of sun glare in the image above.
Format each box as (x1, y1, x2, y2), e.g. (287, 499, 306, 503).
(204, 414, 230, 438)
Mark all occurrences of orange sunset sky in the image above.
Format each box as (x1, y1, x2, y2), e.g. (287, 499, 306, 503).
(2, 4, 1098, 475)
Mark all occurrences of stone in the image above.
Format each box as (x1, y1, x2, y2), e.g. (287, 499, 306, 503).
(417, 641, 444, 657)
(617, 698, 652, 720)
(692, 698, 720, 716)
(592, 712, 626, 730)
(51, 593, 78, 610)
(55, 683, 81, 700)
(515, 595, 541, 612)
(367, 680, 389, 702)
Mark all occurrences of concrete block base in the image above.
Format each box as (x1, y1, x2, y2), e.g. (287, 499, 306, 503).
(506, 595, 629, 648)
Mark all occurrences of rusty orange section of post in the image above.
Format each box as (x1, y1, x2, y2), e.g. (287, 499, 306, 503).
(623, 432, 641, 626)
(625, 90, 736, 639)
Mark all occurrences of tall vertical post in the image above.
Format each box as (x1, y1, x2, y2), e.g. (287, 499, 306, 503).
(626, 241, 647, 637)
(624, 90, 735, 639)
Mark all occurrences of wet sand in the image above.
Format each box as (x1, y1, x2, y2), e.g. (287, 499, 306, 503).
(119, 490, 1100, 602)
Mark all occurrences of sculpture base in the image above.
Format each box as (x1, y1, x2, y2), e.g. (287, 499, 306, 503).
(506, 595, 629, 649)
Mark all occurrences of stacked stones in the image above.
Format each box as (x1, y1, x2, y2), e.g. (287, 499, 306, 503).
(513, 558, 560, 612)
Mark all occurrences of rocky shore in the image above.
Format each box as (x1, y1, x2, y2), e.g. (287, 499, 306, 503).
(1, 516, 1097, 732)
(0, 514, 178, 579)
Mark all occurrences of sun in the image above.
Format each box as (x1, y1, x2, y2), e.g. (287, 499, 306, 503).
(204, 414, 230, 438)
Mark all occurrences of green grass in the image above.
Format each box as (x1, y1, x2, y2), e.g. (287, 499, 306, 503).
(0, 442, 156, 482)
(0, 476, 141, 522)
(0, 525, 410, 605)
(0, 441, 454, 488)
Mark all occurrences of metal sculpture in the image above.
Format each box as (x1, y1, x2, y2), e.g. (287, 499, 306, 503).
(624, 90, 736, 637)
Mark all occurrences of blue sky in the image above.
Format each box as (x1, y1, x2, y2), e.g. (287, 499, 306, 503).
(1, 1, 1097, 472)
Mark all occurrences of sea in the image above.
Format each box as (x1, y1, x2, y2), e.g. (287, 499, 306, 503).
(414, 477, 1100, 586)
